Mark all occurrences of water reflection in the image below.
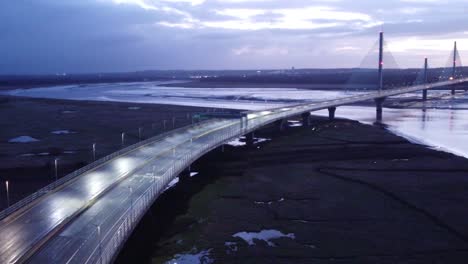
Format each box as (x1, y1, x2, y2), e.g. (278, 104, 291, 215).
(315, 105, 468, 158)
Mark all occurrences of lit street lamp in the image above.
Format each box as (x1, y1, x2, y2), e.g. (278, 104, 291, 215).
(121, 132, 125, 146)
(54, 158, 58, 181)
(128, 186, 133, 220)
(93, 224, 103, 264)
(92, 143, 96, 161)
(5, 181, 9, 207)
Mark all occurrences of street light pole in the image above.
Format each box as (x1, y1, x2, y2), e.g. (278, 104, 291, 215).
(54, 159, 58, 181)
(128, 187, 133, 221)
(92, 143, 96, 161)
(138, 127, 142, 141)
(121, 132, 125, 147)
(98, 225, 102, 264)
(92, 224, 103, 264)
(5, 181, 9, 207)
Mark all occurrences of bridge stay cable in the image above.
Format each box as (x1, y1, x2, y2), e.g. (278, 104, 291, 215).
(345, 32, 403, 93)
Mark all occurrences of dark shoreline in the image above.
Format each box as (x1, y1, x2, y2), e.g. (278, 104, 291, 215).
(116, 116, 468, 264)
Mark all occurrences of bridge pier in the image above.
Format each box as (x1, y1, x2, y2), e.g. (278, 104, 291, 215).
(240, 114, 248, 132)
(245, 132, 255, 147)
(328, 107, 336, 121)
(275, 119, 286, 131)
(451, 88, 456, 95)
(422, 90, 427, 101)
(301, 112, 311, 126)
(375, 97, 386, 121)
(179, 165, 192, 182)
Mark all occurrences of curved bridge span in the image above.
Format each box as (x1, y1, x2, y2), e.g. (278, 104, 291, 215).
(0, 78, 467, 264)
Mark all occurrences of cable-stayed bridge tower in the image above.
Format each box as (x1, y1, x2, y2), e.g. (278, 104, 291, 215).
(452, 41, 458, 95)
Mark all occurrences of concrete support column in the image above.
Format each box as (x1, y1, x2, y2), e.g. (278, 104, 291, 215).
(275, 119, 286, 131)
(328, 107, 337, 121)
(375, 97, 386, 121)
(179, 165, 192, 182)
(451, 41, 457, 96)
(245, 132, 255, 147)
(301, 112, 311, 126)
(423, 58, 428, 101)
(240, 113, 248, 132)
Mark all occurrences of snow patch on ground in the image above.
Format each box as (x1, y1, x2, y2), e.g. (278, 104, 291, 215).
(190, 172, 199, 177)
(51, 130, 76, 135)
(62, 110, 77, 114)
(164, 177, 180, 191)
(226, 137, 271, 147)
(224, 242, 238, 254)
(288, 120, 303, 127)
(20, 153, 36, 157)
(226, 138, 246, 147)
(233, 229, 295, 247)
(254, 197, 285, 205)
(128, 106, 141, 110)
(8, 136, 39, 143)
(165, 248, 213, 264)
(255, 137, 271, 144)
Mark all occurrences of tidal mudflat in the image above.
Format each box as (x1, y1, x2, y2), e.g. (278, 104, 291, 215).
(0, 96, 208, 209)
(117, 116, 468, 263)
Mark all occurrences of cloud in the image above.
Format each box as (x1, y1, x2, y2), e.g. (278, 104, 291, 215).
(0, 0, 467, 73)
(158, 6, 377, 31)
(232, 45, 289, 56)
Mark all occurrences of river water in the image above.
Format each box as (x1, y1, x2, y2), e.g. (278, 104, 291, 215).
(3, 81, 468, 158)
(314, 105, 468, 158)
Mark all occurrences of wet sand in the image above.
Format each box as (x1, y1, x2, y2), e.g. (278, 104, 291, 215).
(117, 116, 468, 264)
(162, 81, 353, 90)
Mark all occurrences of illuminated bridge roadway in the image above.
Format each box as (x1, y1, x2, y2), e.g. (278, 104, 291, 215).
(0, 78, 467, 264)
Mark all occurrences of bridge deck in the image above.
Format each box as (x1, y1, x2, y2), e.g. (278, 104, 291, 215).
(0, 78, 466, 263)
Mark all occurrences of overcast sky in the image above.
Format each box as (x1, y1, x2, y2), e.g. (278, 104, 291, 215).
(1, 0, 467, 74)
